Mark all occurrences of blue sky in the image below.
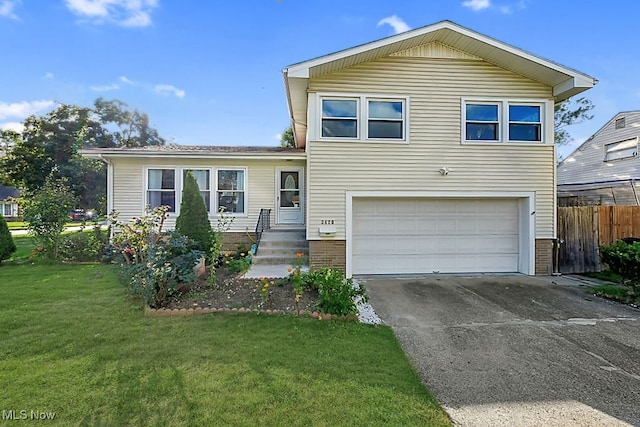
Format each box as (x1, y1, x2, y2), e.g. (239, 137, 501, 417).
(0, 1, 638, 158)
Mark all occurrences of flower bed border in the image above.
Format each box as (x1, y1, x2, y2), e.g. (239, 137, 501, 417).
(144, 305, 359, 321)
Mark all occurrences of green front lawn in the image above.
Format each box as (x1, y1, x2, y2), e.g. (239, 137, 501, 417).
(0, 262, 450, 426)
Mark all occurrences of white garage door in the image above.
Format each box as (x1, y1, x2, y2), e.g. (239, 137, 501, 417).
(352, 198, 521, 274)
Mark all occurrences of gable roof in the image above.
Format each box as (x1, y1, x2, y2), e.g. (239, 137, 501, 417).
(558, 110, 640, 185)
(0, 184, 20, 201)
(283, 20, 597, 148)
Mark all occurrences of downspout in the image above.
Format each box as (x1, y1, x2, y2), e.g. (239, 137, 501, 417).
(97, 154, 113, 215)
(631, 179, 639, 206)
(97, 154, 114, 238)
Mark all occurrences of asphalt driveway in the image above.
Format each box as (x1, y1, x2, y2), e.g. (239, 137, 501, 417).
(361, 275, 640, 426)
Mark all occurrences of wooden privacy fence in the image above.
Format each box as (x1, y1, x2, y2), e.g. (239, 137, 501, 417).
(558, 206, 640, 273)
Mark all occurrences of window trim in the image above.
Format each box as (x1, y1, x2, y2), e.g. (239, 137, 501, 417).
(317, 93, 409, 143)
(321, 97, 359, 139)
(604, 137, 639, 162)
(464, 101, 501, 142)
(461, 98, 549, 145)
(182, 168, 212, 212)
(145, 167, 177, 213)
(215, 167, 248, 216)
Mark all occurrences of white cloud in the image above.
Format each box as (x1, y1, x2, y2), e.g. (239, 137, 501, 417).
(0, 121, 24, 133)
(377, 15, 411, 35)
(119, 75, 135, 85)
(64, 0, 158, 27)
(155, 84, 185, 99)
(0, 100, 56, 120)
(462, 0, 491, 11)
(44, 72, 55, 80)
(0, 0, 20, 20)
(275, 133, 282, 141)
(91, 83, 120, 91)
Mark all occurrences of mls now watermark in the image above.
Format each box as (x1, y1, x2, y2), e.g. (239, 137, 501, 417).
(2, 409, 56, 421)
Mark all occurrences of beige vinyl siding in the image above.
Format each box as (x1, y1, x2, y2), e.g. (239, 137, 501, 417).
(307, 55, 555, 239)
(110, 157, 305, 231)
(558, 111, 640, 184)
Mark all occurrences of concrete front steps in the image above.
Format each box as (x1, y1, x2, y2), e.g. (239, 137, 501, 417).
(252, 228, 308, 266)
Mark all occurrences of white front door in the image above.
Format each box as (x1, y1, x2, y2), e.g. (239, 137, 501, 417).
(277, 168, 304, 224)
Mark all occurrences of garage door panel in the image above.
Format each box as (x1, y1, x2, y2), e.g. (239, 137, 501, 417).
(352, 198, 521, 274)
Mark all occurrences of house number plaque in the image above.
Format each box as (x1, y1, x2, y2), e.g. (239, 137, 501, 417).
(320, 219, 334, 225)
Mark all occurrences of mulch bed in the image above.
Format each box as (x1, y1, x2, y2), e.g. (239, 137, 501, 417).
(164, 267, 320, 314)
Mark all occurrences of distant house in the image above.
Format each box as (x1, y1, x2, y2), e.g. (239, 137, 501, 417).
(558, 111, 640, 206)
(82, 20, 596, 276)
(0, 184, 20, 219)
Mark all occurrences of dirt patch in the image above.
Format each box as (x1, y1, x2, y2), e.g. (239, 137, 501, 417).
(166, 267, 319, 313)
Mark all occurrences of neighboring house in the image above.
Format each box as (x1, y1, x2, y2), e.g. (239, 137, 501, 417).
(82, 20, 596, 276)
(0, 184, 20, 219)
(558, 111, 640, 206)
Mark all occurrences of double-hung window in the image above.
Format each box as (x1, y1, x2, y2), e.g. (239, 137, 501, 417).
(463, 99, 544, 143)
(322, 99, 358, 138)
(2, 203, 12, 217)
(367, 100, 404, 139)
(465, 103, 500, 141)
(183, 169, 211, 212)
(320, 95, 407, 142)
(147, 169, 176, 212)
(509, 105, 541, 142)
(216, 169, 245, 214)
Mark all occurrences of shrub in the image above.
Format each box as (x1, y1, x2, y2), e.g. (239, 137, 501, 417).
(304, 268, 368, 316)
(109, 206, 205, 307)
(0, 214, 16, 263)
(175, 172, 212, 253)
(124, 232, 204, 307)
(21, 176, 77, 259)
(600, 240, 640, 296)
(59, 224, 109, 262)
(208, 210, 234, 283)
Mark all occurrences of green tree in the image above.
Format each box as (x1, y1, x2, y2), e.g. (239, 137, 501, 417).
(280, 125, 295, 148)
(94, 98, 165, 147)
(175, 172, 212, 253)
(555, 97, 595, 145)
(0, 214, 16, 264)
(0, 99, 165, 210)
(22, 176, 77, 260)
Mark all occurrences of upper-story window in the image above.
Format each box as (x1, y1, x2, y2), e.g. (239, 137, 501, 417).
(147, 168, 176, 212)
(465, 103, 500, 141)
(320, 95, 407, 142)
(604, 137, 638, 162)
(509, 105, 541, 142)
(322, 99, 358, 138)
(368, 100, 404, 139)
(463, 99, 545, 143)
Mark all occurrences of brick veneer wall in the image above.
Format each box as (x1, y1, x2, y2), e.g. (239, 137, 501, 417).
(309, 240, 346, 272)
(535, 238, 554, 275)
(222, 232, 254, 251)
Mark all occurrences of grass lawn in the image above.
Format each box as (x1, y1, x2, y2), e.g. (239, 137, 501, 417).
(7, 221, 98, 231)
(0, 260, 451, 426)
(583, 271, 639, 304)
